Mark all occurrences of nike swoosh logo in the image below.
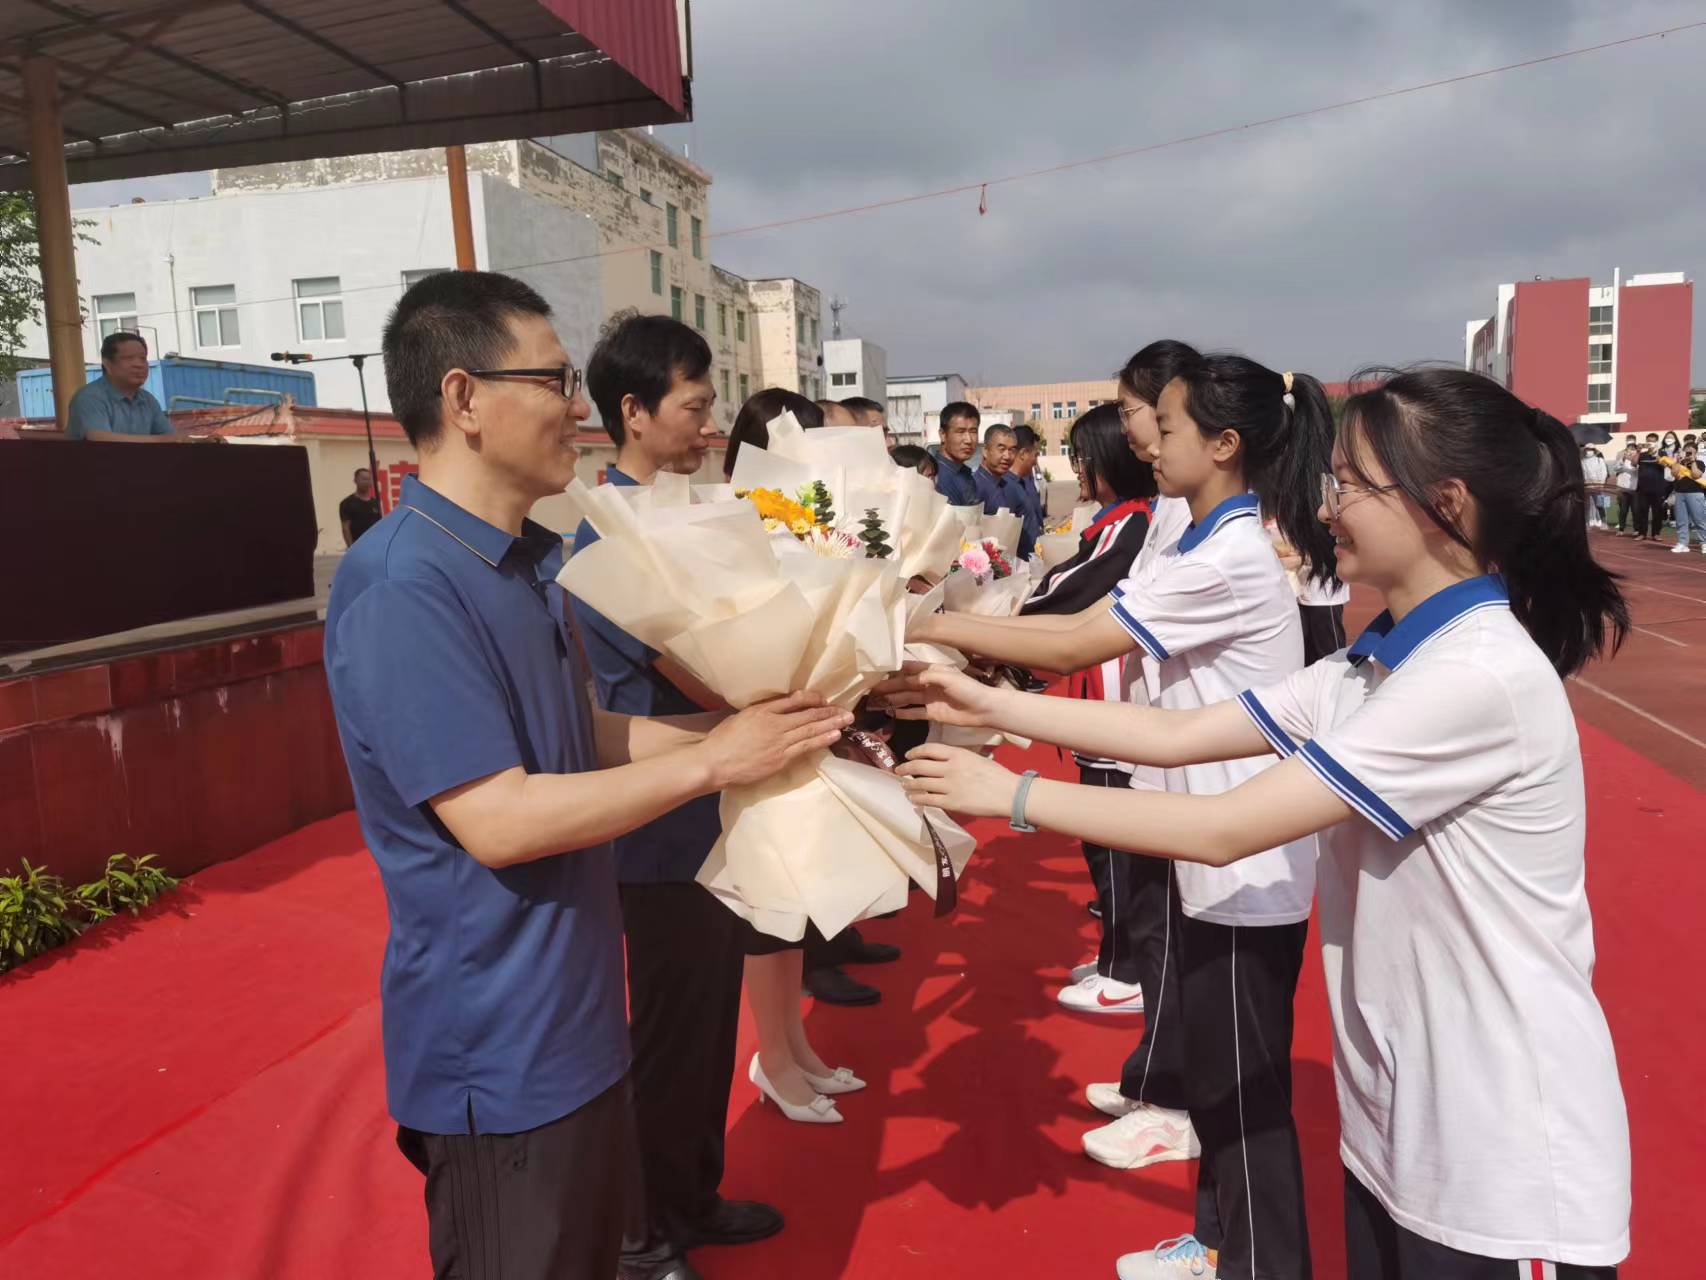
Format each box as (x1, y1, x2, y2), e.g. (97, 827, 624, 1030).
(1096, 989, 1142, 1007)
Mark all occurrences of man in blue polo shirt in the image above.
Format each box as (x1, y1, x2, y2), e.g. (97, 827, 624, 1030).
(65, 331, 176, 441)
(973, 422, 1036, 559)
(323, 272, 848, 1280)
(572, 314, 785, 1280)
(934, 400, 983, 505)
(1011, 423, 1046, 553)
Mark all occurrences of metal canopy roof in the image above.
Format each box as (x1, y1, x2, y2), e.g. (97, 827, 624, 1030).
(0, 0, 690, 191)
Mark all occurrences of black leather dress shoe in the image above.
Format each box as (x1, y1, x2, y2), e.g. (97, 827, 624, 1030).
(803, 965, 881, 1006)
(676, 1199, 785, 1247)
(818, 926, 902, 967)
(838, 936, 902, 965)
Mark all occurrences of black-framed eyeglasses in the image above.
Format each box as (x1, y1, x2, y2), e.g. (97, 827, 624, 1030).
(1321, 472, 1401, 519)
(463, 365, 582, 400)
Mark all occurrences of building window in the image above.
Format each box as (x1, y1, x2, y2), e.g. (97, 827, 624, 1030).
(739, 373, 750, 403)
(829, 371, 855, 387)
(670, 286, 684, 322)
(1589, 342, 1612, 376)
(810, 317, 819, 345)
(694, 293, 706, 330)
(691, 216, 703, 260)
(1050, 401, 1066, 419)
(1589, 305, 1613, 337)
(736, 310, 747, 342)
(1066, 401, 1079, 416)
(667, 203, 679, 248)
(717, 303, 728, 336)
(1030, 403, 1041, 418)
(1587, 384, 1611, 413)
(191, 284, 240, 348)
(294, 276, 345, 341)
(720, 369, 731, 402)
(607, 171, 624, 190)
(640, 187, 653, 205)
(650, 251, 663, 296)
(401, 268, 447, 291)
(93, 292, 139, 338)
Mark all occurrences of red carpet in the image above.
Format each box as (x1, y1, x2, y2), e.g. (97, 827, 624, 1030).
(2, 721, 1697, 1278)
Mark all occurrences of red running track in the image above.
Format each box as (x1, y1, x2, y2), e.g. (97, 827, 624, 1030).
(2, 679, 1700, 1278)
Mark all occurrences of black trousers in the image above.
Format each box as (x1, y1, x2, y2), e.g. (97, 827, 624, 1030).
(1079, 765, 1149, 986)
(1297, 603, 1347, 666)
(397, 1077, 633, 1280)
(620, 881, 746, 1245)
(1344, 1170, 1617, 1280)
(1183, 915, 1311, 1280)
(1115, 852, 1188, 1112)
(1632, 491, 1666, 537)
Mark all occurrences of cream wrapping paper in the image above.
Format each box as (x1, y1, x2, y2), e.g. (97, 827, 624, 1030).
(1037, 532, 1080, 568)
(559, 436, 975, 941)
(978, 510, 1024, 558)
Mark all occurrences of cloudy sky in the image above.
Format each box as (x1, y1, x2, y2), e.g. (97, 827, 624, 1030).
(656, 0, 1705, 385)
(75, 0, 1703, 387)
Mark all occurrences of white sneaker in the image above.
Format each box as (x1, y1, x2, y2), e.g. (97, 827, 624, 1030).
(1086, 1082, 1145, 1118)
(1057, 974, 1145, 1015)
(1084, 1105, 1199, 1169)
(1116, 1234, 1217, 1278)
(1673, 544, 1691, 554)
(1069, 960, 1099, 983)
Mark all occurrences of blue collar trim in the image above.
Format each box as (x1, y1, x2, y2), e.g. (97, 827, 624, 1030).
(400, 474, 557, 569)
(1176, 493, 1260, 554)
(1347, 575, 1510, 671)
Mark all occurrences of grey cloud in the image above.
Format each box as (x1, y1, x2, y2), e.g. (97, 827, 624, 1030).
(666, 0, 1705, 382)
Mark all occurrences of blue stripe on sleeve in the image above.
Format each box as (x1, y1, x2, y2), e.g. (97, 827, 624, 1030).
(1236, 690, 1297, 758)
(1109, 599, 1170, 661)
(1297, 740, 1413, 840)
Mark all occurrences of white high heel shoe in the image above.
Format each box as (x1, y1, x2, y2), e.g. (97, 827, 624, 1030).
(801, 1066, 866, 1095)
(749, 1054, 843, 1124)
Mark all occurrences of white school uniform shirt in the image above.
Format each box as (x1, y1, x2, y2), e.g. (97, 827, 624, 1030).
(1108, 493, 1315, 924)
(1113, 495, 1193, 793)
(1236, 576, 1629, 1266)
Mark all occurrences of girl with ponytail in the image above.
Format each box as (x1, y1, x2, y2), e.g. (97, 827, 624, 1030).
(908, 350, 1332, 1280)
(888, 367, 1631, 1280)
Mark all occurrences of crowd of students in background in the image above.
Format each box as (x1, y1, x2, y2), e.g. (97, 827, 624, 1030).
(1590, 429, 1706, 552)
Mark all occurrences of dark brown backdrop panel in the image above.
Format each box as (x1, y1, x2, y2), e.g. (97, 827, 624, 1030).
(2, 440, 318, 654)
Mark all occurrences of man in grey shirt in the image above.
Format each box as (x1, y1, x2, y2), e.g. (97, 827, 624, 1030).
(66, 332, 177, 442)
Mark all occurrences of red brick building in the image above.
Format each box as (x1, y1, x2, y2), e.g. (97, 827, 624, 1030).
(1464, 270, 1693, 434)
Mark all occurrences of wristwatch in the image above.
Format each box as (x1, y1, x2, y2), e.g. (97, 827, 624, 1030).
(1010, 770, 1041, 832)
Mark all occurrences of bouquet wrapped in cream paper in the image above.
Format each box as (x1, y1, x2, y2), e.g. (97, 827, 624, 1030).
(559, 419, 975, 941)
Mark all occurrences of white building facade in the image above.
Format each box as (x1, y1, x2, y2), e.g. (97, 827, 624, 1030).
(824, 337, 888, 406)
(885, 372, 969, 446)
(20, 171, 602, 415)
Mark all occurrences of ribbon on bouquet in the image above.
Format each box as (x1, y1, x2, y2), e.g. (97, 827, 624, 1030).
(833, 727, 957, 918)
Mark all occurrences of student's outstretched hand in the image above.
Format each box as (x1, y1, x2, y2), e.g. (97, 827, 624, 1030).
(701, 693, 852, 788)
(871, 663, 1007, 729)
(896, 742, 1018, 820)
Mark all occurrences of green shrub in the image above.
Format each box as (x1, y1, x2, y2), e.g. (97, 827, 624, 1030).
(0, 854, 179, 974)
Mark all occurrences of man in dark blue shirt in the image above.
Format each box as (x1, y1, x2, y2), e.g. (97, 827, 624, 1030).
(933, 400, 983, 506)
(324, 273, 847, 1280)
(972, 422, 1038, 559)
(1011, 423, 1046, 555)
(571, 314, 783, 1280)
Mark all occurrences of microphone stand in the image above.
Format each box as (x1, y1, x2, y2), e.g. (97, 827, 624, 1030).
(272, 351, 383, 509)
